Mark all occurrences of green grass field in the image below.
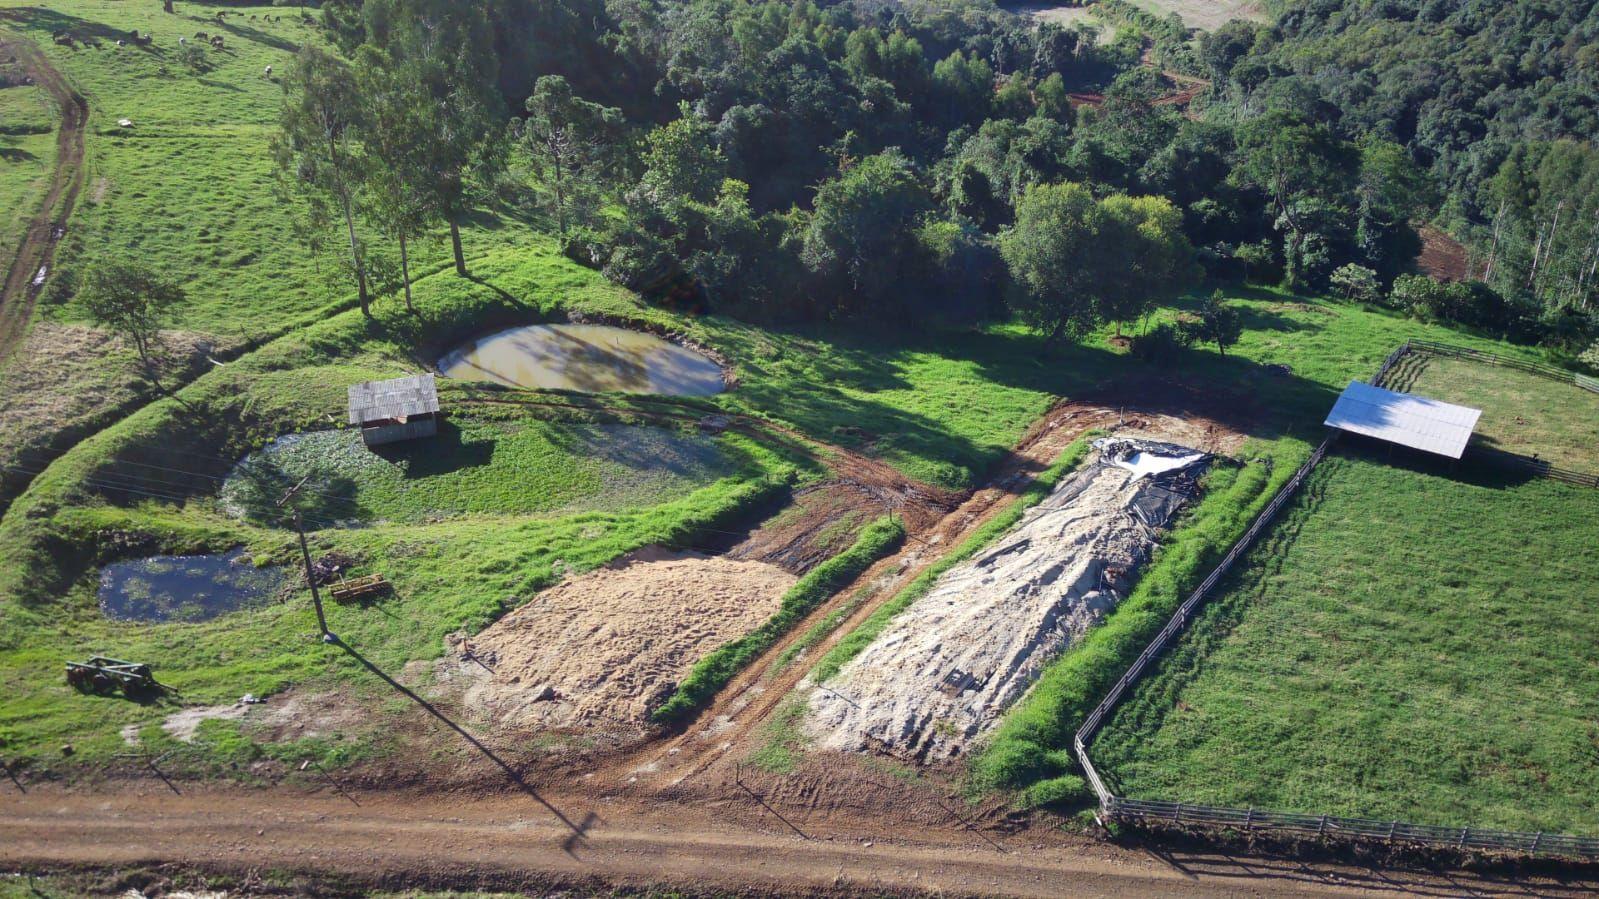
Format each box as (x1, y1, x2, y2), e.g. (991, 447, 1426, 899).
(1403, 355, 1599, 473)
(1093, 446, 1599, 834)
(219, 416, 753, 525)
(1, 0, 1593, 799)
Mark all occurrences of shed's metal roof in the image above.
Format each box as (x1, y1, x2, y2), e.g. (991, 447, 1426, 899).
(1324, 380, 1481, 459)
(348, 373, 439, 425)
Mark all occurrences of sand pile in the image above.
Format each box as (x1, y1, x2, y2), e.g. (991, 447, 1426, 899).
(455, 548, 796, 732)
(805, 438, 1209, 760)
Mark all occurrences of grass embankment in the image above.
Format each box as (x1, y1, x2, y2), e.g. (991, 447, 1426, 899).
(652, 515, 905, 724)
(1093, 446, 1599, 834)
(0, 246, 800, 775)
(1403, 354, 1599, 473)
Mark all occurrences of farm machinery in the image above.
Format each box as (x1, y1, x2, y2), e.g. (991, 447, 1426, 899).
(66, 656, 174, 698)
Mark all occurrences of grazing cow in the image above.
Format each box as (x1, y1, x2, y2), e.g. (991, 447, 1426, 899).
(178, 37, 187, 46)
(263, 65, 273, 77)
(210, 35, 225, 49)
(194, 31, 208, 40)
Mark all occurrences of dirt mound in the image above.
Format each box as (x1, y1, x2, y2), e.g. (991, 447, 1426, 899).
(445, 549, 796, 736)
(805, 439, 1209, 760)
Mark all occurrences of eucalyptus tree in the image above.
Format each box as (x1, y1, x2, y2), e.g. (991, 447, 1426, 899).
(363, 0, 506, 278)
(273, 47, 372, 316)
(355, 46, 433, 312)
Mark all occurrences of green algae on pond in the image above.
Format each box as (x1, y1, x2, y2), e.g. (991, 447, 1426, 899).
(99, 550, 287, 623)
(438, 324, 726, 396)
(220, 421, 750, 526)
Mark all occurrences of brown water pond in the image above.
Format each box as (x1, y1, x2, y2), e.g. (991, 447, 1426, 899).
(437, 324, 725, 396)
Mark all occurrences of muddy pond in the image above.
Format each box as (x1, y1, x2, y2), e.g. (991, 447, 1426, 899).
(99, 550, 286, 623)
(438, 324, 725, 396)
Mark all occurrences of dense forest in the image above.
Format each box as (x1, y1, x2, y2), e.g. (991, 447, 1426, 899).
(292, 0, 1599, 354)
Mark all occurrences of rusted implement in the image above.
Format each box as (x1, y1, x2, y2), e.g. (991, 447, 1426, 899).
(66, 656, 173, 697)
(329, 573, 390, 603)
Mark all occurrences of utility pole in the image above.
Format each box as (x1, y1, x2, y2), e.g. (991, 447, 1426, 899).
(279, 477, 336, 643)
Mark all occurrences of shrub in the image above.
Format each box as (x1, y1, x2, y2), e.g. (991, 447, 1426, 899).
(1018, 773, 1092, 809)
(1329, 263, 1381, 304)
(1130, 322, 1192, 365)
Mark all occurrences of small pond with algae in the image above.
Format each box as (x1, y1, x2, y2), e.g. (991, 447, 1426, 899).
(98, 549, 287, 623)
(438, 323, 725, 396)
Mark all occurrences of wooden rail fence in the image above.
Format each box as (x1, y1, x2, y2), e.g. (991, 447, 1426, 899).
(1072, 342, 1599, 862)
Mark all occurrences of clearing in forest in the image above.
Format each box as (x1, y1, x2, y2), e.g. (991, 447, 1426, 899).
(1125, 0, 1267, 30)
(1093, 444, 1599, 835)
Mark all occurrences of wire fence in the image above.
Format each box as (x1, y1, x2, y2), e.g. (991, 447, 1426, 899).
(1406, 338, 1599, 396)
(1072, 342, 1599, 862)
(1403, 338, 1599, 485)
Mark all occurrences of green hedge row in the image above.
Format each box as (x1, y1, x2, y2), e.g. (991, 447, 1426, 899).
(810, 433, 1101, 685)
(967, 438, 1311, 793)
(650, 514, 906, 724)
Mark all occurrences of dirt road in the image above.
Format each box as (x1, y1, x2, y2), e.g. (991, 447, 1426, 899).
(0, 31, 87, 363)
(8, 786, 1583, 897)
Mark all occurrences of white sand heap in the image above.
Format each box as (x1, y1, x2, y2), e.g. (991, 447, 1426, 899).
(805, 438, 1209, 760)
(457, 548, 796, 732)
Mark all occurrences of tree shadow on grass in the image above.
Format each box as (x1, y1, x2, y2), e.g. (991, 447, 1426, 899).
(1337, 434, 1546, 492)
(335, 639, 597, 853)
(215, 18, 300, 54)
(0, 8, 165, 55)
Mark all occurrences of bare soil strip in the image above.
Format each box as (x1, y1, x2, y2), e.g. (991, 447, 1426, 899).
(0, 31, 87, 363)
(8, 786, 1583, 897)
(613, 402, 1241, 791)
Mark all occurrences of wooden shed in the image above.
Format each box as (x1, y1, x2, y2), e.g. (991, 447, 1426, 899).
(348, 374, 439, 446)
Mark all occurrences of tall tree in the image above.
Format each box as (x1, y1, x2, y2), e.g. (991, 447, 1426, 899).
(1233, 111, 1356, 291)
(1001, 182, 1196, 343)
(355, 46, 432, 313)
(999, 181, 1103, 343)
(1096, 193, 1196, 335)
(365, 0, 505, 277)
(518, 75, 623, 238)
(273, 47, 372, 316)
(800, 150, 932, 314)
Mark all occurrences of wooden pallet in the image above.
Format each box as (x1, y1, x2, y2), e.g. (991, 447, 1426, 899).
(330, 573, 390, 602)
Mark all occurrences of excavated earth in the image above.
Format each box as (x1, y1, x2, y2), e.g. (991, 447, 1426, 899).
(805, 438, 1210, 760)
(435, 548, 796, 741)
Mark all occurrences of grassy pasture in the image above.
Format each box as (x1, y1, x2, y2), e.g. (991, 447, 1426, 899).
(1402, 354, 1599, 473)
(0, 130, 53, 264)
(0, 244, 801, 774)
(1093, 446, 1599, 834)
(0, 0, 534, 338)
(220, 416, 752, 525)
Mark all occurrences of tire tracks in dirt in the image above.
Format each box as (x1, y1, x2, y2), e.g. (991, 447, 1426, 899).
(611, 402, 1130, 793)
(4, 786, 1546, 898)
(0, 30, 87, 363)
